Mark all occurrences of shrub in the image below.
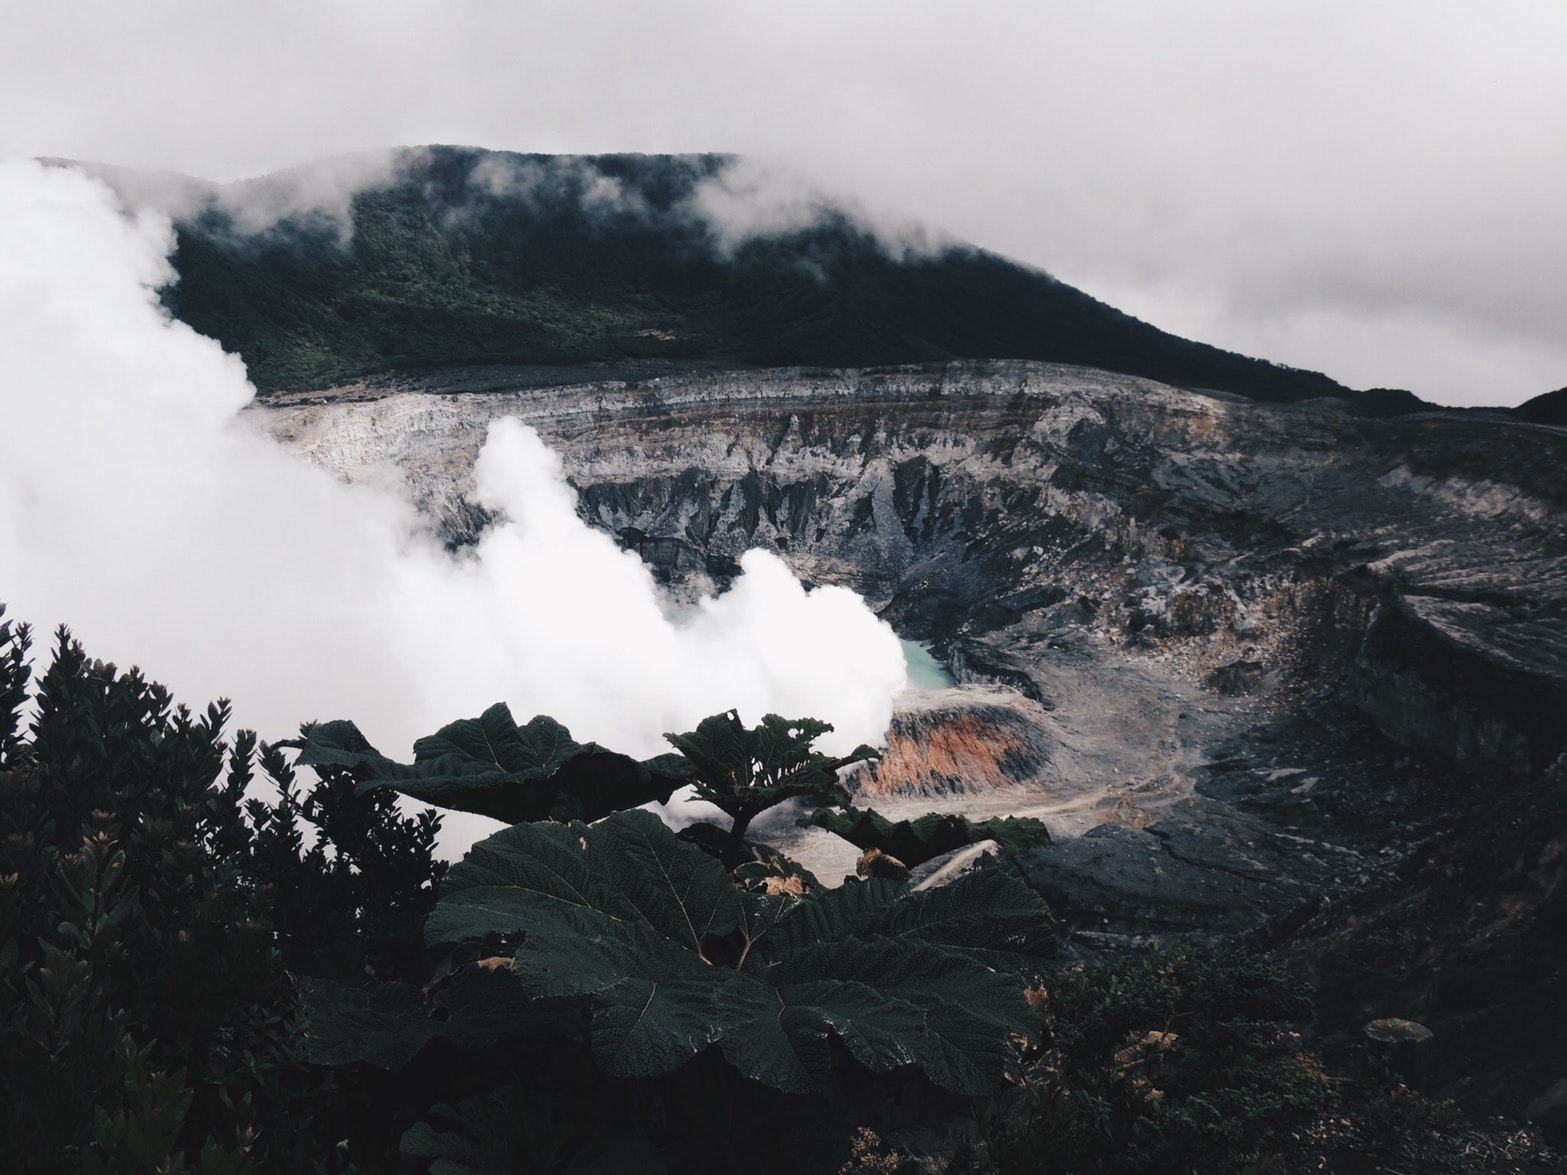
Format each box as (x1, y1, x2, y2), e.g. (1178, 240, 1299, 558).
(0, 610, 447, 1171)
(0, 616, 310, 1171)
(962, 951, 1331, 1174)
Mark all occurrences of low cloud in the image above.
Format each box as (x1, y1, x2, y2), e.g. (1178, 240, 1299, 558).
(5, 3, 1564, 407)
(689, 156, 950, 261)
(0, 158, 908, 853)
(67, 148, 410, 241)
(82, 146, 950, 279)
(461, 151, 665, 228)
(214, 148, 408, 237)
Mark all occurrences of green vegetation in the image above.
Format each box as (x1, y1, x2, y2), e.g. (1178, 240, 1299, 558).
(0, 608, 443, 1172)
(663, 709, 876, 852)
(1, 602, 1553, 1172)
(292, 702, 694, 825)
(162, 147, 1349, 403)
(807, 806, 1051, 869)
(959, 952, 1331, 1174)
(422, 812, 1048, 1097)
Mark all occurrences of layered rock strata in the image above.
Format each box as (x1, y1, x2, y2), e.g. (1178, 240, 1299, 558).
(253, 360, 1567, 1115)
(255, 360, 1563, 927)
(255, 359, 1567, 778)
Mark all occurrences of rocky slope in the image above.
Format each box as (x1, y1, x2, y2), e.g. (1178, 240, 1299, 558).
(257, 359, 1567, 767)
(253, 358, 1567, 1122)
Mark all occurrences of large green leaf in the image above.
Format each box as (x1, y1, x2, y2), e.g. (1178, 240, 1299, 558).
(401, 1087, 667, 1175)
(428, 808, 744, 953)
(866, 860, 1058, 967)
(426, 809, 1052, 1095)
(776, 940, 1041, 1093)
(663, 711, 877, 836)
(807, 806, 1051, 868)
(296, 967, 585, 1071)
(752, 860, 1055, 978)
(746, 876, 904, 953)
(293, 703, 693, 823)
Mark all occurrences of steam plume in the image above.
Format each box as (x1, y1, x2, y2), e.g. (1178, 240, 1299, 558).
(0, 158, 908, 851)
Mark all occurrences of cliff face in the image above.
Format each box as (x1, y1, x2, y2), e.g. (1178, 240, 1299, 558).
(255, 359, 1567, 777)
(253, 360, 1567, 1115)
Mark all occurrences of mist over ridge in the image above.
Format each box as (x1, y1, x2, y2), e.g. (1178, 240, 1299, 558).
(72, 146, 1372, 407)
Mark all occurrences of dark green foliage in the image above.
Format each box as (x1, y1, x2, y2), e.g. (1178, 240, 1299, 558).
(665, 709, 877, 850)
(296, 967, 584, 1071)
(1314, 1075, 1478, 1174)
(17, 604, 1518, 1172)
(241, 739, 446, 983)
(0, 623, 1060, 1172)
(0, 615, 454, 1172)
(160, 147, 1352, 403)
(398, 1086, 667, 1174)
(423, 809, 1051, 1096)
(294, 703, 692, 826)
(0, 604, 28, 764)
(761, 859, 1056, 978)
(965, 951, 1331, 1174)
(0, 625, 319, 1172)
(381, 1042, 867, 1175)
(281, 693, 1054, 1170)
(807, 805, 1051, 868)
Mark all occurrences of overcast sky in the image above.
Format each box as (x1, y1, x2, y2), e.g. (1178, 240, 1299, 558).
(3, 0, 1563, 407)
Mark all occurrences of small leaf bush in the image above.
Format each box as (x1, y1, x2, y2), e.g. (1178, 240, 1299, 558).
(956, 952, 1332, 1174)
(0, 609, 445, 1171)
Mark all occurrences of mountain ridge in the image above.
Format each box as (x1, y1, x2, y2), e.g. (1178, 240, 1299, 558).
(66, 146, 1376, 404)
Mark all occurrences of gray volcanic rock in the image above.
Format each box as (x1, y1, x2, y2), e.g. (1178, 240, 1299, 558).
(254, 359, 1566, 906)
(252, 357, 1567, 1113)
(1013, 803, 1359, 940)
(254, 358, 1567, 775)
(250, 357, 1567, 1121)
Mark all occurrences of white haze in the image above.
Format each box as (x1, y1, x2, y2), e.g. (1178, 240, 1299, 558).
(3, 1, 1564, 407)
(63, 149, 408, 240)
(0, 158, 909, 852)
(689, 157, 951, 261)
(88, 148, 947, 265)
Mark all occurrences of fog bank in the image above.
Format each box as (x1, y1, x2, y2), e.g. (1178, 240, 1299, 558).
(0, 158, 907, 849)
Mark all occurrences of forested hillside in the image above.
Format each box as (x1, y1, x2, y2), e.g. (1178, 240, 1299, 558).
(158, 147, 1351, 402)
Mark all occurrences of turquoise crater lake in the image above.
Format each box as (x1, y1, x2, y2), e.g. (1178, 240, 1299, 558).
(901, 640, 955, 690)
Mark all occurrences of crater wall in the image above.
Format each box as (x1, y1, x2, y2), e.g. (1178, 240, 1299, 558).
(253, 360, 1567, 1113)
(254, 359, 1567, 776)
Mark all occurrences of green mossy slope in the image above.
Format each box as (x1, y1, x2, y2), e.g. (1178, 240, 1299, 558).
(160, 146, 1349, 402)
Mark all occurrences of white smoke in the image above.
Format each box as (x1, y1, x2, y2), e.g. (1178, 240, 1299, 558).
(689, 156, 951, 260)
(212, 148, 408, 237)
(81, 148, 949, 280)
(71, 148, 409, 241)
(0, 157, 908, 852)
